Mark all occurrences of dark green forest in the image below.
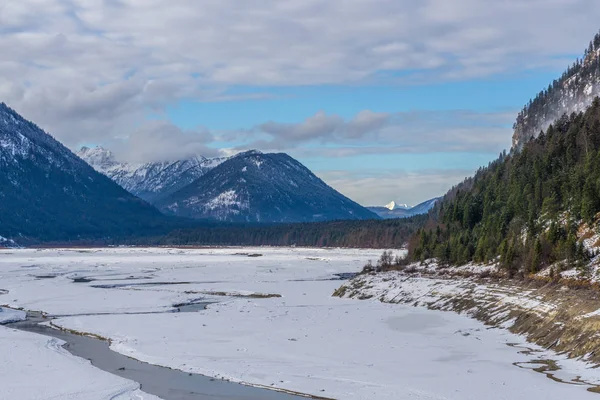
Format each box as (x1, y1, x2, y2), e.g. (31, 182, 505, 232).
(411, 98, 600, 276)
(135, 216, 427, 249)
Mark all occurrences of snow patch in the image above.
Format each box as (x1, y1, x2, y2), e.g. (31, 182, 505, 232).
(385, 201, 410, 210)
(204, 190, 248, 210)
(0, 307, 26, 324)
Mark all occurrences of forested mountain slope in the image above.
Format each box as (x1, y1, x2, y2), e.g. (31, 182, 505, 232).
(157, 150, 379, 223)
(411, 99, 600, 276)
(0, 103, 174, 241)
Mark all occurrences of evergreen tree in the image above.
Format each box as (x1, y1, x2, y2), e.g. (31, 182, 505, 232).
(409, 99, 600, 275)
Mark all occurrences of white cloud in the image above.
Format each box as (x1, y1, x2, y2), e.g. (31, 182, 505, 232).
(257, 110, 391, 147)
(0, 0, 599, 154)
(259, 112, 344, 143)
(110, 120, 220, 163)
(244, 109, 514, 154)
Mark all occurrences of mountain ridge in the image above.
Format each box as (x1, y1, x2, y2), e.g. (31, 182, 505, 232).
(0, 103, 173, 241)
(156, 151, 379, 223)
(78, 146, 228, 203)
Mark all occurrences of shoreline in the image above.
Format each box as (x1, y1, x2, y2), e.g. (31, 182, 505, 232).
(334, 269, 600, 392)
(5, 308, 329, 400)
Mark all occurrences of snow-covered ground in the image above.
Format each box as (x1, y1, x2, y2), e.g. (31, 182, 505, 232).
(0, 306, 25, 323)
(0, 247, 598, 399)
(0, 321, 158, 399)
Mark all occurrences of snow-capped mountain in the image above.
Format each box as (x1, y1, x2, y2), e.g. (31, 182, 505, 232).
(385, 201, 410, 211)
(157, 150, 379, 223)
(368, 197, 439, 219)
(513, 31, 600, 150)
(78, 146, 227, 203)
(0, 102, 167, 241)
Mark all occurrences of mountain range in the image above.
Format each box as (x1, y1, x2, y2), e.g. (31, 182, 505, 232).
(0, 102, 379, 242)
(0, 103, 173, 242)
(5, 26, 599, 243)
(78, 146, 228, 203)
(80, 146, 378, 223)
(368, 198, 439, 219)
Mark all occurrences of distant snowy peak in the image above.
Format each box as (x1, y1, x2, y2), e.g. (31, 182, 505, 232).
(385, 201, 410, 211)
(368, 197, 440, 219)
(77, 146, 228, 203)
(157, 151, 378, 223)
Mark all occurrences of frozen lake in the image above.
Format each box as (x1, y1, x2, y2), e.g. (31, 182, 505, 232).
(0, 247, 598, 399)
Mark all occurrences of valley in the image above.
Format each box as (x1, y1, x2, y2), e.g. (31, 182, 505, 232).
(4, 4, 600, 400)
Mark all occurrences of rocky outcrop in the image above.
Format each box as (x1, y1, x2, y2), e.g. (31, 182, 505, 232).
(512, 32, 600, 151)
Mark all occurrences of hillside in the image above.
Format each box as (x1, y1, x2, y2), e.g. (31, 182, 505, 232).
(0, 103, 175, 241)
(157, 150, 379, 223)
(410, 98, 600, 277)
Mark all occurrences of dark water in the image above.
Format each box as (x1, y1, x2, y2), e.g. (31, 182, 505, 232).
(8, 313, 306, 400)
(175, 302, 214, 313)
(332, 273, 358, 280)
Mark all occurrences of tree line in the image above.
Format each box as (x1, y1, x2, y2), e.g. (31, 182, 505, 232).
(134, 216, 427, 249)
(410, 98, 600, 277)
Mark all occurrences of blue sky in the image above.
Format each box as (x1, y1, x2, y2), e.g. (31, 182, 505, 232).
(2, 0, 600, 205)
(159, 70, 560, 204)
(167, 72, 558, 130)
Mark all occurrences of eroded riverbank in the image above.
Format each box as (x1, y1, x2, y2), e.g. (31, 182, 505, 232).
(334, 270, 600, 392)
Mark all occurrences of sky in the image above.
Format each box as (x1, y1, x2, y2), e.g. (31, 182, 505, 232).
(1, 0, 600, 206)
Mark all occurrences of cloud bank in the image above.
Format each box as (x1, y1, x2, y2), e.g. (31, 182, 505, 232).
(1, 0, 599, 156)
(1, 0, 596, 204)
(239, 109, 514, 154)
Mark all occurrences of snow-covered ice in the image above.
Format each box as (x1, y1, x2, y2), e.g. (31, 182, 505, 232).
(0, 322, 158, 399)
(0, 247, 599, 399)
(0, 306, 25, 323)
